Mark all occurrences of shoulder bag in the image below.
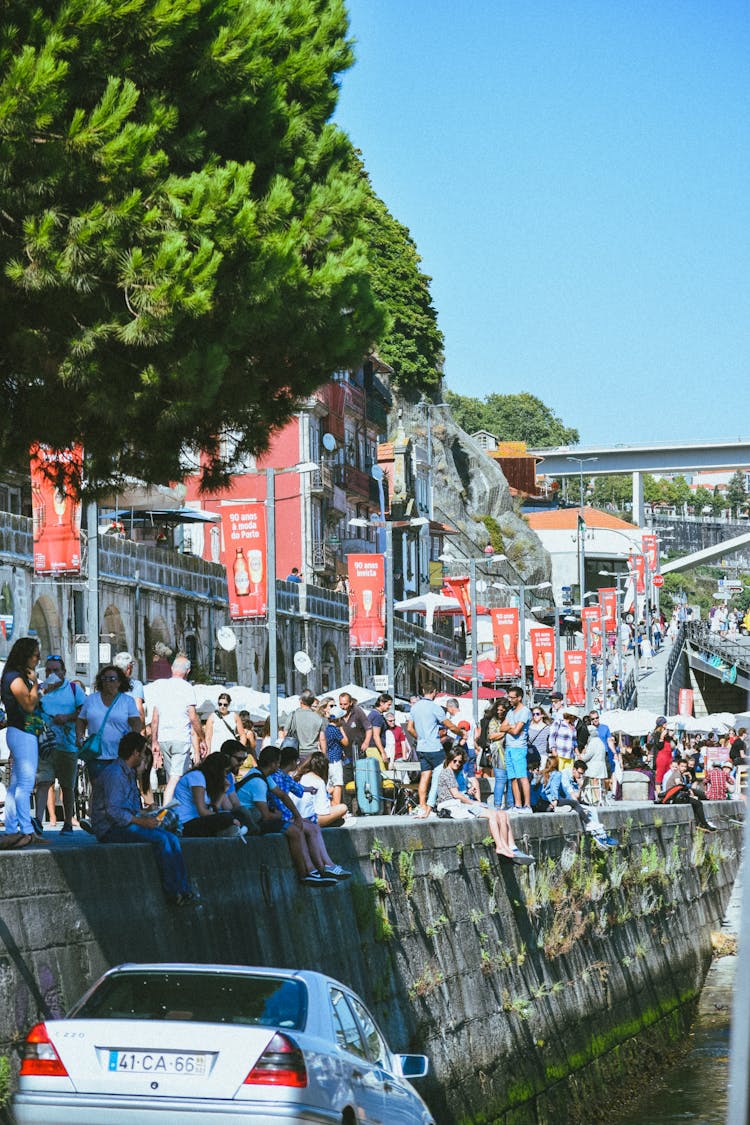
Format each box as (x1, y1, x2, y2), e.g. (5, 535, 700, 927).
(279, 712, 299, 752)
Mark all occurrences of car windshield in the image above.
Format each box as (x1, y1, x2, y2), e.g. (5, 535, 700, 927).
(71, 972, 307, 1030)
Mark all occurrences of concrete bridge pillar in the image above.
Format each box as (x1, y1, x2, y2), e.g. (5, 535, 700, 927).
(632, 471, 645, 527)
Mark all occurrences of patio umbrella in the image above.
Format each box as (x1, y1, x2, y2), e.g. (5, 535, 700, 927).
(598, 708, 659, 737)
(452, 658, 504, 682)
(394, 592, 464, 633)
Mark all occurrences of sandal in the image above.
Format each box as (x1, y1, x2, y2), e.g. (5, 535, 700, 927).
(10, 833, 34, 849)
(0, 833, 23, 850)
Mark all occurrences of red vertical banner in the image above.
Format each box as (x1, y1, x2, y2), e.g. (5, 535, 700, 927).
(30, 444, 83, 575)
(581, 607, 602, 657)
(490, 608, 520, 677)
(599, 588, 618, 633)
(530, 627, 555, 689)
(220, 503, 268, 619)
(347, 554, 386, 649)
(642, 533, 659, 574)
(564, 650, 586, 705)
(678, 688, 694, 717)
(628, 553, 645, 595)
(442, 576, 472, 626)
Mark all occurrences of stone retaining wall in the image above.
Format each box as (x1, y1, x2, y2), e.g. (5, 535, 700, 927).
(0, 802, 743, 1124)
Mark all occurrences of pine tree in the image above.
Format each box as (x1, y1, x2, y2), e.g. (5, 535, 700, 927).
(0, 0, 384, 491)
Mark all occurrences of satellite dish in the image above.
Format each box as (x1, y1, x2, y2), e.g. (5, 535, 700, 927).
(322, 433, 337, 453)
(370, 465, 384, 482)
(217, 626, 237, 652)
(294, 651, 314, 675)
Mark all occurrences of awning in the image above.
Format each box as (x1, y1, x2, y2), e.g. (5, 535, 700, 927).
(101, 507, 220, 525)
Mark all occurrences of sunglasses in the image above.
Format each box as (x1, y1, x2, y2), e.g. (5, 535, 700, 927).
(532, 711, 542, 716)
(218, 700, 230, 706)
(47, 654, 63, 663)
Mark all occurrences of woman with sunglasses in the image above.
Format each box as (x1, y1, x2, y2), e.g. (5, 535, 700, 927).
(75, 665, 142, 782)
(204, 693, 250, 754)
(528, 706, 552, 768)
(435, 746, 534, 865)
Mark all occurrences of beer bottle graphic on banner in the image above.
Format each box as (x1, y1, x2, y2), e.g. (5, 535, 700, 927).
(233, 548, 251, 596)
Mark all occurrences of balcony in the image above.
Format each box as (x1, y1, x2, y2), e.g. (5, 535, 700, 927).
(328, 484, 347, 518)
(343, 536, 375, 555)
(308, 463, 333, 496)
(343, 463, 370, 497)
(311, 538, 336, 574)
(366, 397, 389, 434)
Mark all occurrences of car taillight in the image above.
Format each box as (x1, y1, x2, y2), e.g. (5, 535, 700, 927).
(19, 1023, 69, 1077)
(243, 1032, 307, 1088)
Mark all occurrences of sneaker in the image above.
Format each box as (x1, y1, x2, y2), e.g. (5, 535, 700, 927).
(591, 834, 616, 851)
(31, 816, 44, 836)
(301, 871, 338, 887)
(511, 848, 535, 866)
(79, 819, 94, 835)
(324, 864, 352, 880)
(218, 824, 247, 838)
(60, 823, 74, 835)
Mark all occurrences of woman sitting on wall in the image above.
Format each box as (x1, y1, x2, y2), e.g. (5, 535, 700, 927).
(435, 745, 534, 865)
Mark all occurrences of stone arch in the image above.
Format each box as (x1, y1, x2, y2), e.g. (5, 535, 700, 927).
(102, 603, 128, 659)
(29, 595, 61, 658)
(320, 640, 340, 693)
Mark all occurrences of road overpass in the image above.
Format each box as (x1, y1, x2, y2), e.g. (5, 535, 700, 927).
(528, 439, 750, 525)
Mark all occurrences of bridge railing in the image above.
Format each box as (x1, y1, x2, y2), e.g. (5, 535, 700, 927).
(685, 621, 750, 672)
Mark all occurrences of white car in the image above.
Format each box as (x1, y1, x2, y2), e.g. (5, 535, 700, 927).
(12, 962, 434, 1125)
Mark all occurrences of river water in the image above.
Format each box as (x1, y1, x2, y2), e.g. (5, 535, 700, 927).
(615, 873, 742, 1124)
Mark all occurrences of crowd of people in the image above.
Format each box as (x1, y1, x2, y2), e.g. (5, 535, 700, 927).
(1, 635, 742, 903)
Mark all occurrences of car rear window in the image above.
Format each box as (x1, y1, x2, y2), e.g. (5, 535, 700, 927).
(71, 972, 307, 1030)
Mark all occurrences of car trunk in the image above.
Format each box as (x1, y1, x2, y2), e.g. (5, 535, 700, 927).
(45, 1019, 276, 1099)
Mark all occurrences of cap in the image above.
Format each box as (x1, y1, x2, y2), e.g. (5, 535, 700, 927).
(329, 706, 345, 719)
(457, 720, 471, 731)
(656, 716, 667, 727)
(550, 691, 564, 701)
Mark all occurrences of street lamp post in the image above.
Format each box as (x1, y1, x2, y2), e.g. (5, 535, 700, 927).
(567, 456, 598, 606)
(265, 461, 318, 742)
(440, 552, 506, 725)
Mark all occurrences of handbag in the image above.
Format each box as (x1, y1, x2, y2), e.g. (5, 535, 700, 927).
(279, 713, 299, 752)
(79, 696, 120, 764)
(24, 711, 56, 760)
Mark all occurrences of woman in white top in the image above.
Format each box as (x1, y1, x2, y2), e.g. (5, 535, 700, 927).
(76, 665, 142, 782)
(297, 752, 347, 827)
(204, 693, 249, 752)
(580, 729, 609, 779)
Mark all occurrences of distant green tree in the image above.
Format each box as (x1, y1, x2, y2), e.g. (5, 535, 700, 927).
(444, 391, 579, 447)
(0, 0, 385, 491)
(726, 470, 748, 517)
(592, 473, 632, 510)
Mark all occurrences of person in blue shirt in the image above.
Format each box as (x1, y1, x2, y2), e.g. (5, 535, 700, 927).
(407, 683, 461, 819)
(536, 755, 617, 849)
(499, 685, 532, 812)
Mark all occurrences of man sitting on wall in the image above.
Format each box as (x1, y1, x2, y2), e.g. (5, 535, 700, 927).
(91, 732, 198, 906)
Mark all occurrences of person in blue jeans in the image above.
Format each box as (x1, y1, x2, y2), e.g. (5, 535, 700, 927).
(90, 732, 197, 905)
(483, 698, 514, 809)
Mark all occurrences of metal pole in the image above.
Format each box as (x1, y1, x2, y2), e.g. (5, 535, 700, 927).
(518, 584, 526, 698)
(630, 555, 640, 688)
(470, 557, 479, 728)
(584, 612, 592, 712)
(266, 468, 278, 742)
(86, 500, 99, 685)
(615, 581, 624, 692)
(643, 552, 651, 644)
(386, 521, 395, 696)
(578, 512, 586, 610)
(728, 812, 750, 1125)
(553, 606, 562, 691)
(600, 602, 607, 709)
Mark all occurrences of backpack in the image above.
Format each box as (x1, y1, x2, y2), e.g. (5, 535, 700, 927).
(575, 718, 589, 752)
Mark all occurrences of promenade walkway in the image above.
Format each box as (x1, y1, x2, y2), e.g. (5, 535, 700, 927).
(635, 638, 670, 714)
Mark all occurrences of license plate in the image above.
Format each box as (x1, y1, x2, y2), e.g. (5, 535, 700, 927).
(107, 1050, 208, 1075)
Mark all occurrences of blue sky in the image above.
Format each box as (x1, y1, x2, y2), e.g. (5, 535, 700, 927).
(335, 1, 750, 446)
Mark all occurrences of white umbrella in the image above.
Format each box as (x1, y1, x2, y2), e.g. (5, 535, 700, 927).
(599, 708, 659, 737)
(394, 592, 463, 633)
(326, 683, 379, 705)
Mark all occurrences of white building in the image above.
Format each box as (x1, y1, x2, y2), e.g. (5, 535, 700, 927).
(525, 507, 643, 605)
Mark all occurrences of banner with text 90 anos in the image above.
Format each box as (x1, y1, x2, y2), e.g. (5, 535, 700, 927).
(30, 443, 83, 576)
(347, 554, 385, 649)
(564, 650, 586, 705)
(530, 627, 555, 689)
(220, 503, 267, 619)
(490, 608, 520, 677)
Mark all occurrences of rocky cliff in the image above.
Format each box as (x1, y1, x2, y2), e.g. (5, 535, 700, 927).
(394, 395, 551, 588)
